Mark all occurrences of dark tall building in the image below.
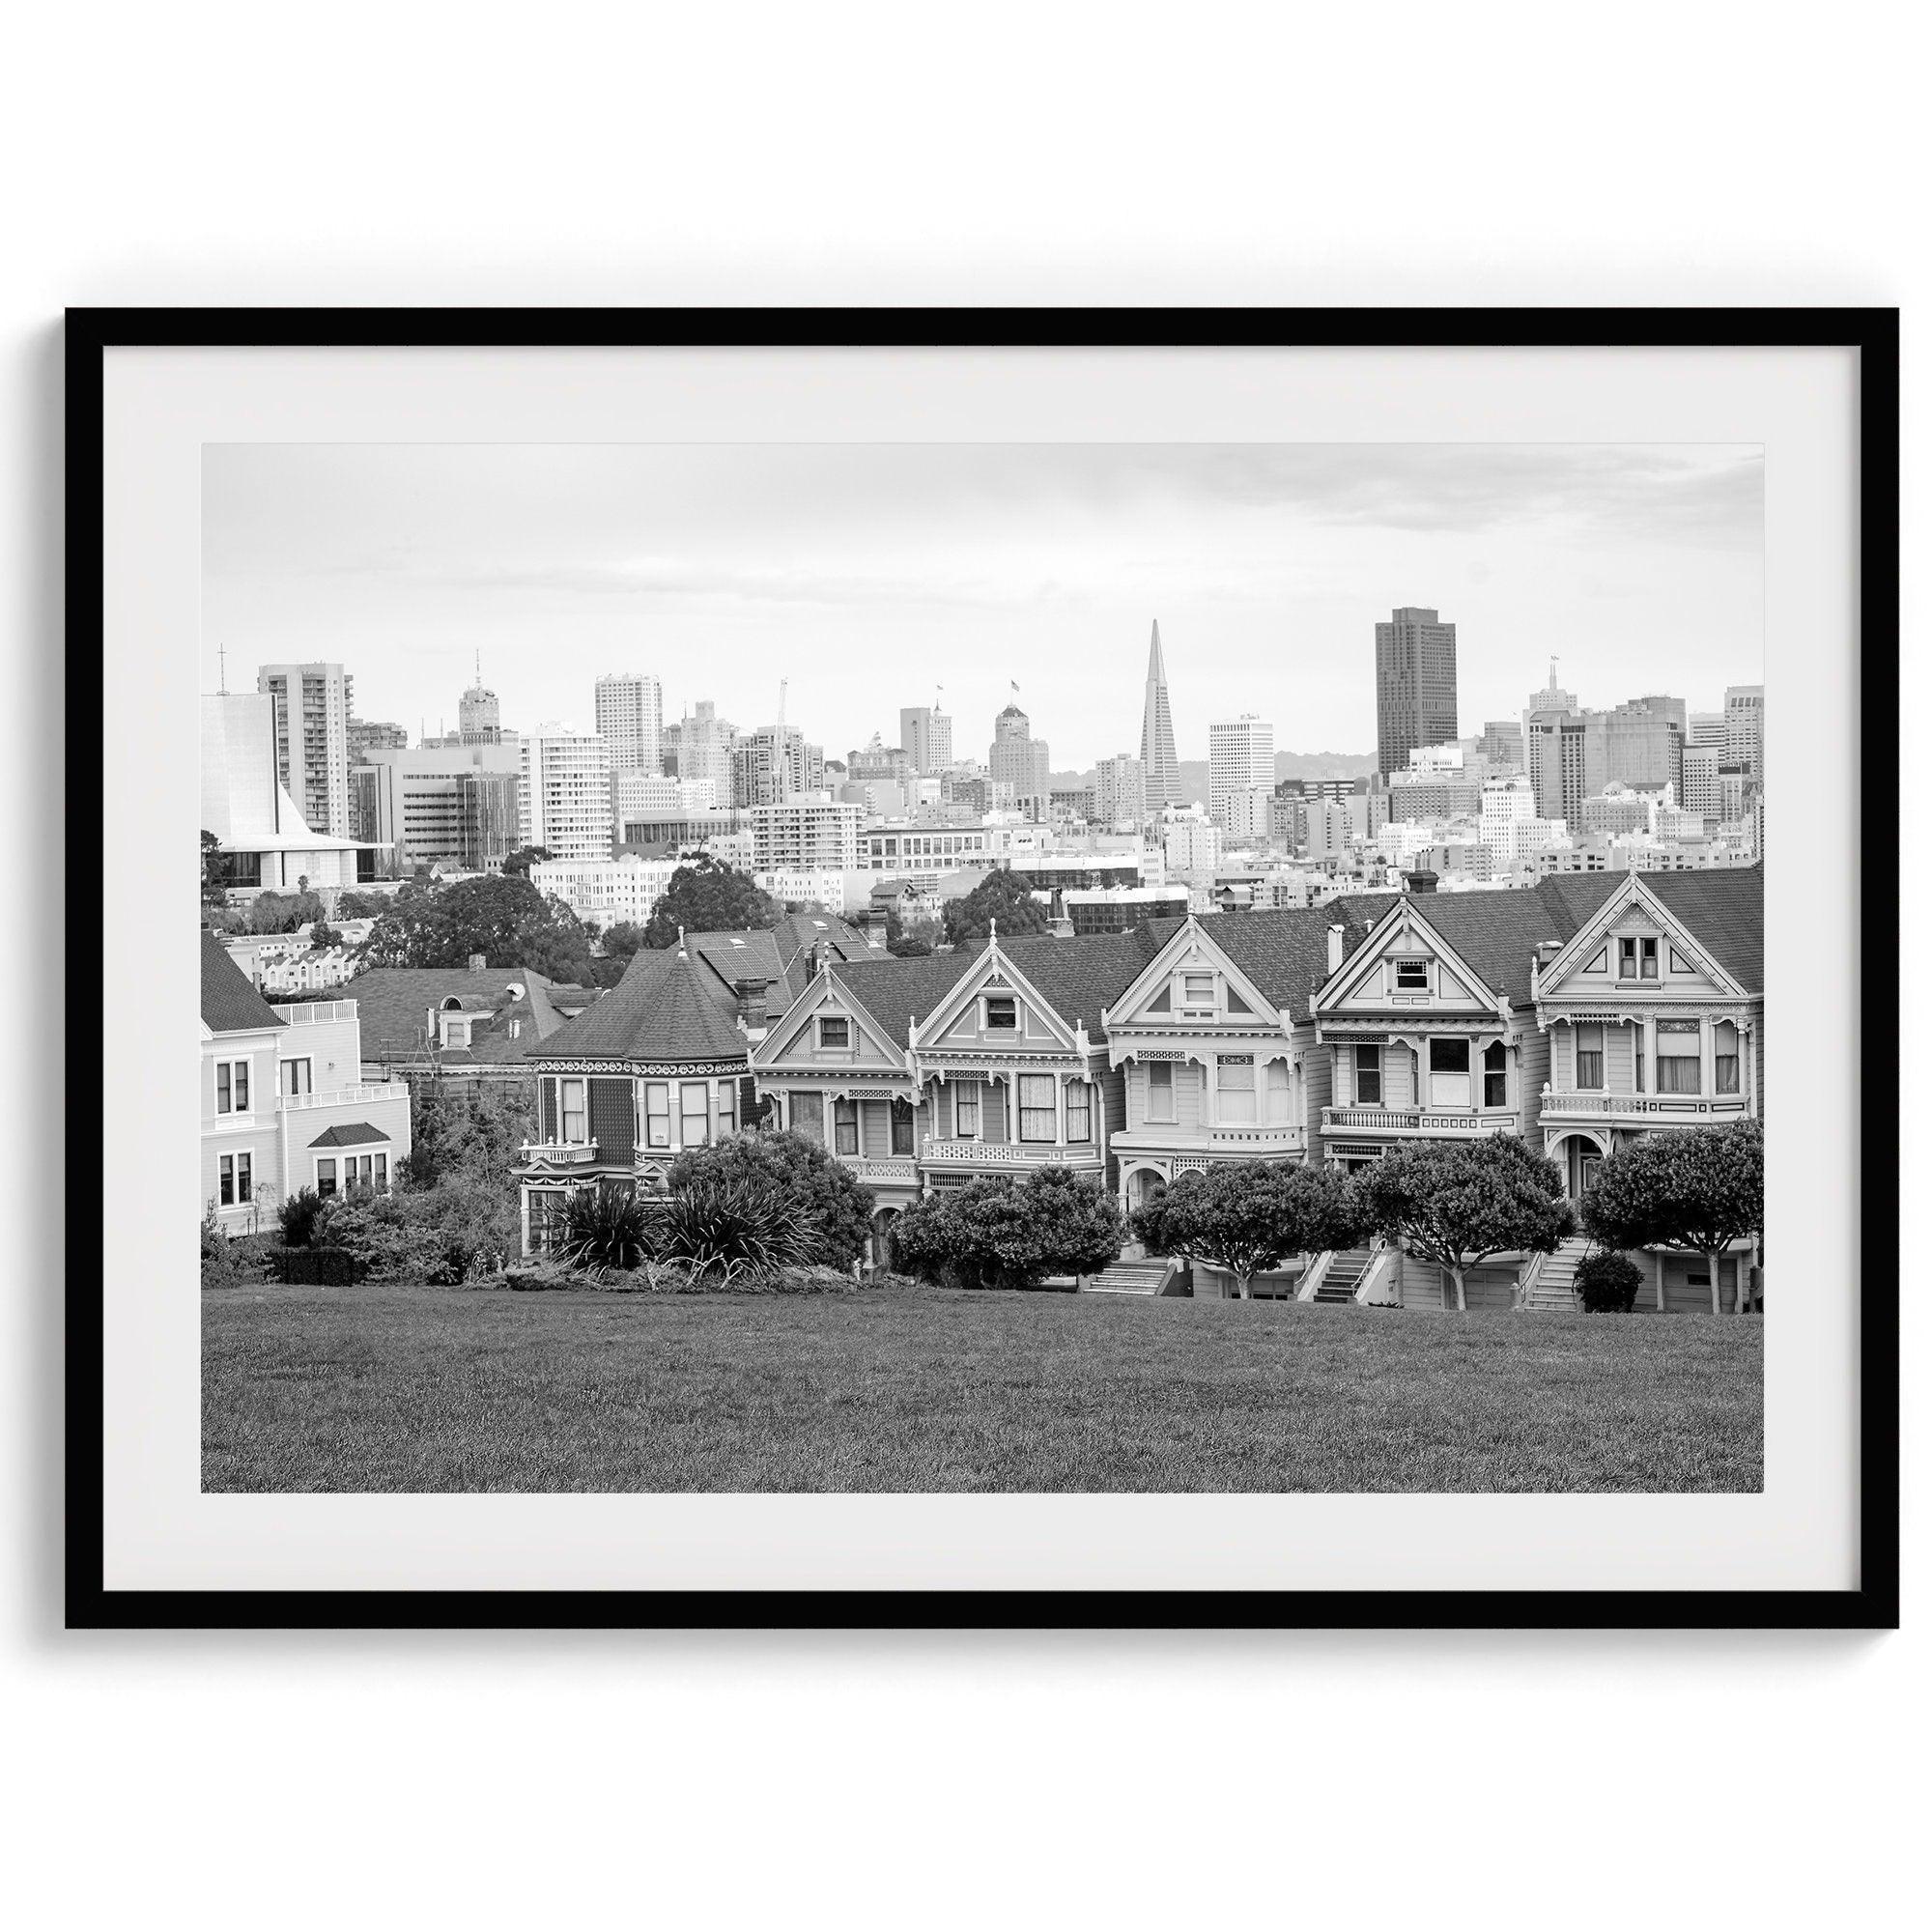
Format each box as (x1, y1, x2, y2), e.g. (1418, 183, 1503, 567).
(1375, 606, 1459, 776)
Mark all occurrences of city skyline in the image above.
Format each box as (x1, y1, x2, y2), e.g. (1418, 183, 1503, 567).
(203, 443, 1763, 769)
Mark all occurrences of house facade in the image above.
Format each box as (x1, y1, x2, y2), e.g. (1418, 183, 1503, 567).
(201, 930, 412, 1233)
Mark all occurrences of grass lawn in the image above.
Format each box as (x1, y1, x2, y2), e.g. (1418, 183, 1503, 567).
(203, 1280, 1762, 1493)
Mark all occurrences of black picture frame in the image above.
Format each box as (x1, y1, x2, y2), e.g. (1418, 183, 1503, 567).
(65, 306, 1900, 1632)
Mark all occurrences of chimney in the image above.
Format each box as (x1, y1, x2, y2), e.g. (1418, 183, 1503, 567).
(858, 906, 890, 950)
(1048, 886, 1074, 940)
(734, 977, 771, 1038)
(1404, 868, 1437, 895)
(1326, 923, 1345, 973)
(468, 952, 487, 971)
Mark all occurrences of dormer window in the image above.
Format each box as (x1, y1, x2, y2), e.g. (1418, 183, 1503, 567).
(817, 1016, 850, 1049)
(984, 995, 1017, 1031)
(1619, 935, 1659, 980)
(1394, 958, 1430, 992)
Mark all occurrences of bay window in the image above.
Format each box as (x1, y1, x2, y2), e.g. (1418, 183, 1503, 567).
(1065, 1079, 1092, 1143)
(1656, 1021, 1701, 1094)
(1714, 1020, 1741, 1094)
(1018, 1074, 1057, 1143)
(1353, 1044, 1382, 1106)
(1145, 1061, 1177, 1124)
(1575, 1023, 1605, 1091)
(1217, 1055, 1257, 1123)
(1264, 1059, 1292, 1122)
(680, 1082, 710, 1148)
(1427, 1037, 1471, 1107)
(315, 1157, 337, 1198)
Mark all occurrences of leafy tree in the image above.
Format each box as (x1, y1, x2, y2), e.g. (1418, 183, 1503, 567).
(891, 1168, 1125, 1291)
(1133, 1160, 1366, 1299)
(501, 844, 551, 880)
(1580, 1120, 1764, 1315)
(357, 874, 593, 983)
(246, 888, 325, 934)
(1356, 1134, 1573, 1312)
(942, 868, 1050, 947)
(640, 856, 780, 949)
(665, 1127, 875, 1268)
(333, 890, 393, 921)
(307, 920, 342, 952)
(603, 921, 649, 960)
(200, 829, 228, 909)
(882, 905, 942, 957)
(399, 1081, 534, 1191)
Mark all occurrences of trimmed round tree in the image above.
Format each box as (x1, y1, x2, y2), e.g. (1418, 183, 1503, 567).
(1132, 1160, 1366, 1300)
(1579, 1119, 1764, 1315)
(664, 1129, 876, 1270)
(1355, 1133, 1573, 1312)
(892, 1168, 1125, 1291)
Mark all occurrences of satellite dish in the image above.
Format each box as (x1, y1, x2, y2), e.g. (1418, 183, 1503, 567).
(506, 983, 526, 1000)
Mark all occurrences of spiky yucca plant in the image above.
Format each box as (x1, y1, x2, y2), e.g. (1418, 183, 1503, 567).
(656, 1176, 807, 1286)
(554, 1181, 658, 1272)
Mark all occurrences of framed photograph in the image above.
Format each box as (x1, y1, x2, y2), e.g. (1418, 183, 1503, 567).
(68, 307, 1897, 1630)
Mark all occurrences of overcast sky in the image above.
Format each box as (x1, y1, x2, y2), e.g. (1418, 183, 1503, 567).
(202, 443, 1762, 770)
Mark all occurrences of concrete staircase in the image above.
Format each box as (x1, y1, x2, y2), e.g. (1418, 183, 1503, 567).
(1313, 1248, 1378, 1305)
(1086, 1257, 1179, 1296)
(1520, 1236, 1590, 1312)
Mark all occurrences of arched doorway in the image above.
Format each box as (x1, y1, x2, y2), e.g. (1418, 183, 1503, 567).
(1550, 1130, 1610, 1203)
(871, 1206, 901, 1272)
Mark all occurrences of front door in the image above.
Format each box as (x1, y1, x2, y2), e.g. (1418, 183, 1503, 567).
(1567, 1139, 1601, 1202)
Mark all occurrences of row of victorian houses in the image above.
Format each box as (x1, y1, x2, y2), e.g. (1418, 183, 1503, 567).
(505, 867, 1764, 1312)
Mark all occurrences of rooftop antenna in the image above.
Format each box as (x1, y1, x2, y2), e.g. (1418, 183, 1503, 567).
(216, 645, 228, 695)
(778, 675, 788, 732)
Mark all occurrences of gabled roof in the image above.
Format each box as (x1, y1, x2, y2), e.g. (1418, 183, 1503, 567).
(307, 1122, 391, 1149)
(1389, 881, 1616, 1009)
(993, 931, 1162, 1035)
(1143, 896, 1402, 1022)
(345, 964, 582, 1065)
(202, 929, 286, 1035)
(1627, 866, 1762, 993)
(535, 943, 751, 1065)
(829, 952, 979, 1042)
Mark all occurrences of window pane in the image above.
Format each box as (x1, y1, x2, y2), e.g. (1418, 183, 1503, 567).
(1264, 1059, 1291, 1122)
(1429, 1038, 1469, 1073)
(216, 1064, 232, 1114)
(317, 1158, 336, 1197)
(985, 997, 1016, 1030)
(645, 1082, 670, 1148)
(819, 1017, 849, 1047)
(1395, 959, 1428, 989)
(1146, 1062, 1176, 1123)
(1065, 1081, 1092, 1141)
(237, 1153, 252, 1203)
(235, 1062, 249, 1110)
(1575, 1024, 1604, 1091)
(717, 1083, 736, 1133)
(562, 1078, 587, 1141)
(1019, 1074, 1056, 1142)
(953, 1083, 979, 1135)
(1355, 1045, 1381, 1105)
(891, 1099, 915, 1154)
(681, 1082, 710, 1147)
(375, 1153, 388, 1191)
(835, 1097, 859, 1153)
(1218, 1056, 1256, 1122)
(218, 1156, 234, 1207)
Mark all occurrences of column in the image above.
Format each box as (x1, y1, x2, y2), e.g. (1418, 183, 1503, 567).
(1699, 1018, 1715, 1102)
(1055, 1073, 1066, 1146)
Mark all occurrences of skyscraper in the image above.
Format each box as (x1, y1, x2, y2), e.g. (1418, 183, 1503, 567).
(459, 658, 502, 744)
(1094, 753, 1146, 829)
(519, 725, 613, 859)
(731, 724, 824, 808)
(594, 672, 665, 775)
(1522, 664, 1584, 825)
(256, 662, 354, 838)
(898, 703, 953, 774)
(989, 699, 1051, 812)
(1375, 607, 1459, 776)
(1724, 684, 1764, 777)
(1139, 621, 1180, 811)
(1208, 714, 1275, 837)
(674, 699, 739, 796)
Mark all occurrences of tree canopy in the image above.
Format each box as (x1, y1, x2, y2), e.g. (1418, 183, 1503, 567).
(500, 844, 550, 880)
(640, 856, 780, 949)
(942, 868, 1050, 947)
(357, 874, 594, 984)
(1355, 1134, 1572, 1311)
(891, 1168, 1125, 1291)
(602, 921, 650, 961)
(398, 1082, 534, 1191)
(665, 1128, 876, 1269)
(200, 829, 227, 909)
(882, 905, 942, 957)
(1580, 1120, 1763, 1314)
(244, 888, 326, 934)
(1133, 1160, 1366, 1298)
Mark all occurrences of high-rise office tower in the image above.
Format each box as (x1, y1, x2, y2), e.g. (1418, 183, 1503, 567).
(674, 699, 739, 796)
(1375, 607, 1459, 776)
(1582, 697, 1685, 798)
(989, 700, 1051, 810)
(1724, 684, 1764, 777)
(731, 724, 824, 808)
(1208, 714, 1275, 835)
(1139, 621, 1180, 811)
(898, 703, 953, 775)
(459, 659, 502, 745)
(256, 662, 354, 838)
(593, 672, 665, 775)
(1522, 664, 1584, 825)
(519, 725, 613, 860)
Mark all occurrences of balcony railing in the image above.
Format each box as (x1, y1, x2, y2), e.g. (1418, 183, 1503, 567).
(280, 1083, 406, 1112)
(846, 1156, 919, 1185)
(1322, 1107, 1518, 1135)
(1539, 1091, 1747, 1120)
(1114, 1123, 1306, 1151)
(517, 1140, 600, 1168)
(919, 1139, 1101, 1167)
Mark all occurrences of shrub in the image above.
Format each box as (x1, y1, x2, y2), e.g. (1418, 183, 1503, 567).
(654, 1175, 808, 1285)
(665, 1130, 875, 1268)
(201, 1206, 243, 1289)
(1575, 1251, 1644, 1314)
(313, 1178, 520, 1285)
(277, 1184, 327, 1249)
(268, 1246, 362, 1286)
(554, 1182, 658, 1271)
(892, 1168, 1126, 1292)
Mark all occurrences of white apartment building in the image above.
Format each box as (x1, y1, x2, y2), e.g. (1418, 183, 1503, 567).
(757, 867, 856, 913)
(749, 796, 863, 873)
(594, 673, 665, 775)
(856, 818, 1054, 881)
(1160, 808, 1223, 875)
(529, 852, 680, 925)
(520, 725, 613, 860)
(1093, 753, 1146, 829)
(612, 769, 720, 825)
(1208, 714, 1274, 833)
(256, 662, 354, 838)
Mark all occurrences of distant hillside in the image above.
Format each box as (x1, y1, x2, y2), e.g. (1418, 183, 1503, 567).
(1049, 751, 1376, 807)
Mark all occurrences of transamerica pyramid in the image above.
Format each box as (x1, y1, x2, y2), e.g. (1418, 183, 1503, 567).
(1138, 619, 1180, 810)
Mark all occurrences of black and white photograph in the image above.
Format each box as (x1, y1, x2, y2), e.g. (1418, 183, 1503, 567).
(195, 440, 1772, 1497)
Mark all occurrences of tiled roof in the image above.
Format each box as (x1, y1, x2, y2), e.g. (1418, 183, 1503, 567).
(997, 930, 1162, 1035)
(1146, 895, 1404, 1021)
(344, 965, 578, 1066)
(1392, 882, 1612, 1008)
(307, 1122, 391, 1148)
(1632, 865, 1763, 992)
(535, 943, 751, 1065)
(202, 929, 286, 1035)
(831, 952, 978, 1043)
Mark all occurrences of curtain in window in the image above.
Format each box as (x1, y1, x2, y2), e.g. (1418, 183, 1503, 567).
(1145, 1061, 1176, 1123)
(1427, 1037, 1471, 1107)
(1656, 1022, 1701, 1094)
(1483, 1040, 1508, 1108)
(952, 1081, 979, 1137)
(890, 1098, 916, 1154)
(1065, 1080, 1092, 1142)
(1575, 1022, 1605, 1091)
(1714, 1020, 1740, 1094)
(1264, 1059, 1291, 1122)
(1218, 1056, 1257, 1122)
(1018, 1074, 1056, 1142)
(562, 1078, 587, 1142)
(834, 1096, 859, 1154)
